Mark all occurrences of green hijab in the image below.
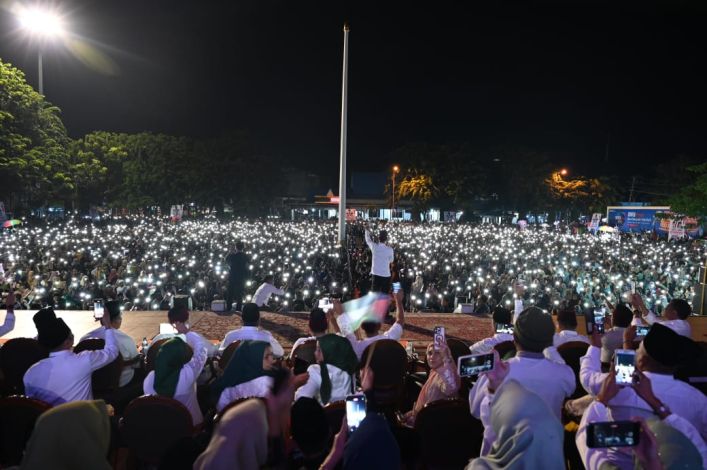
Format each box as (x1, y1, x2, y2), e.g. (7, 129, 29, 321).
(212, 340, 271, 400)
(154, 337, 193, 397)
(21, 400, 111, 470)
(318, 334, 358, 404)
(466, 380, 565, 470)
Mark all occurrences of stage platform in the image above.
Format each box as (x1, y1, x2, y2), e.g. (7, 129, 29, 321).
(1, 310, 705, 351)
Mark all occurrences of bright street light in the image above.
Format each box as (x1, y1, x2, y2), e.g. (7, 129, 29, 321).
(15, 5, 67, 96)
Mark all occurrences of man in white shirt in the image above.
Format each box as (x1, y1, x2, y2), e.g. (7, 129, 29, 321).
(289, 308, 329, 359)
(579, 323, 707, 440)
(552, 309, 590, 347)
(252, 275, 285, 309)
(80, 300, 140, 388)
(220, 303, 285, 357)
(469, 307, 575, 455)
(631, 293, 692, 338)
(24, 308, 119, 405)
(344, 289, 405, 360)
(469, 307, 514, 355)
(364, 227, 394, 293)
(146, 305, 219, 358)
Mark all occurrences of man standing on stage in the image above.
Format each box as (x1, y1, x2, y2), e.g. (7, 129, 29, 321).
(364, 225, 394, 293)
(225, 241, 248, 313)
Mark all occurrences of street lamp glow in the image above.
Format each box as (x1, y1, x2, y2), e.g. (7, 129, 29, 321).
(18, 7, 65, 38)
(560, 168, 568, 176)
(392, 165, 400, 173)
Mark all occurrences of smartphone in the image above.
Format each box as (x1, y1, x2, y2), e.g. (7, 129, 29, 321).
(628, 281, 636, 294)
(585, 312, 594, 334)
(317, 298, 333, 312)
(495, 323, 514, 334)
(458, 353, 494, 378)
(614, 349, 636, 386)
(593, 308, 606, 334)
(392, 282, 401, 293)
(345, 394, 367, 433)
(93, 299, 104, 319)
(586, 421, 640, 448)
(636, 325, 650, 337)
(433, 326, 446, 350)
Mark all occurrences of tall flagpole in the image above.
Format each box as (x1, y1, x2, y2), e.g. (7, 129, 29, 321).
(337, 22, 350, 244)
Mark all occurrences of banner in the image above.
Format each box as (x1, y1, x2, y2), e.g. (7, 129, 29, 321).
(668, 219, 686, 241)
(588, 213, 602, 231)
(345, 208, 357, 221)
(170, 204, 183, 222)
(606, 206, 703, 238)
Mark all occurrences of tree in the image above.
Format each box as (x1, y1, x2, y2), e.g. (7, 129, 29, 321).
(0, 59, 71, 209)
(668, 162, 707, 220)
(396, 171, 438, 220)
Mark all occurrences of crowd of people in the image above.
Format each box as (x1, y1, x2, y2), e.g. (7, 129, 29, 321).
(0, 216, 703, 316)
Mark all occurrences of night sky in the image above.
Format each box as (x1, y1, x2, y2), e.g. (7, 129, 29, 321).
(1, 0, 706, 180)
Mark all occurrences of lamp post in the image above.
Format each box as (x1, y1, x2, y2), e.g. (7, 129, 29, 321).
(391, 165, 400, 219)
(16, 6, 65, 95)
(337, 22, 350, 243)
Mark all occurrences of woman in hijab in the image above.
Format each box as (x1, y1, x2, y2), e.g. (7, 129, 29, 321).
(21, 400, 112, 470)
(465, 379, 565, 470)
(403, 341, 460, 426)
(143, 325, 208, 426)
(294, 333, 357, 404)
(212, 340, 275, 412)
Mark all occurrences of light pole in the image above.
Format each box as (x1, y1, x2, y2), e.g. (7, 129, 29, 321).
(16, 6, 65, 95)
(391, 165, 400, 219)
(337, 22, 350, 243)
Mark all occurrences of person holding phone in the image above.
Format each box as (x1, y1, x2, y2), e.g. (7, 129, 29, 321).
(578, 323, 707, 442)
(364, 224, 394, 294)
(468, 307, 514, 355)
(630, 293, 692, 338)
(402, 341, 460, 426)
(344, 288, 406, 359)
(23, 307, 119, 405)
(575, 368, 706, 469)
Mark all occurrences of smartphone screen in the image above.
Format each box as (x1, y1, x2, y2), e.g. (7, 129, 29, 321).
(586, 421, 640, 448)
(614, 350, 636, 386)
(317, 298, 333, 312)
(433, 326, 445, 350)
(636, 325, 650, 337)
(345, 394, 367, 433)
(93, 299, 104, 319)
(392, 282, 401, 293)
(495, 323, 514, 334)
(458, 353, 494, 378)
(593, 308, 606, 334)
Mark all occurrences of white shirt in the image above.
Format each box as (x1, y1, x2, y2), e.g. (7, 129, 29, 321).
(468, 333, 514, 355)
(24, 329, 119, 406)
(252, 283, 285, 307)
(220, 326, 285, 357)
(513, 299, 524, 323)
(289, 336, 316, 359)
(365, 230, 394, 277)
(579, 345, 707, 440)
(143, 332, 208, 426)
(469, 352, 575, 455)
(601, 327, 626, 363)
(217, 376, 273, 412)
(81, 326, 140, 387)
(295, 363, 353, 404)
(631, 312, 692, 338)
(576, 400, 707, 470)
(553, 330, 590, 347)
(148, 331, 219, 358)
(346, 322, 403, 359)
(0, 311, 15, 337)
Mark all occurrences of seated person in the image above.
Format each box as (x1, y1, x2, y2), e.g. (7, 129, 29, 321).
(143, 321, 208, 426)
(466, 380, 564, 470)
(195, 367, 296, 470)
(295, 334, 357, 404)
(576, 368, 706, 469)
(252, 275, 285, 309)
(220, 303, 284, 357)
(344, 289, 405, 360)
(552, 308, 590, 347)
(80, 299, 141, 388)
(469, 307, 575, 455)
(469, 307, 514, 354)
(601, 303, 633, 364)
(631, 293, 692, 338)
(403, 341, 460, 426)
(212, 340, 276, 412)
(289, 308, 330, 358)
(24, 308, 119, 405)
(579, 323, 707, 440)
(289, 397, 333, 469)
(146, 305, 218, 357)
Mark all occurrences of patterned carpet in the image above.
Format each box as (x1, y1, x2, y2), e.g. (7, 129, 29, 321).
(191, 310, 495, 350)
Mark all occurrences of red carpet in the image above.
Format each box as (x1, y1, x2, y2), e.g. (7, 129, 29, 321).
(191, 311, 495, 349)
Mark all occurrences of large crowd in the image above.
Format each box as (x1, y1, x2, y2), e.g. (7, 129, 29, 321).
(0, 216, 703, 314)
